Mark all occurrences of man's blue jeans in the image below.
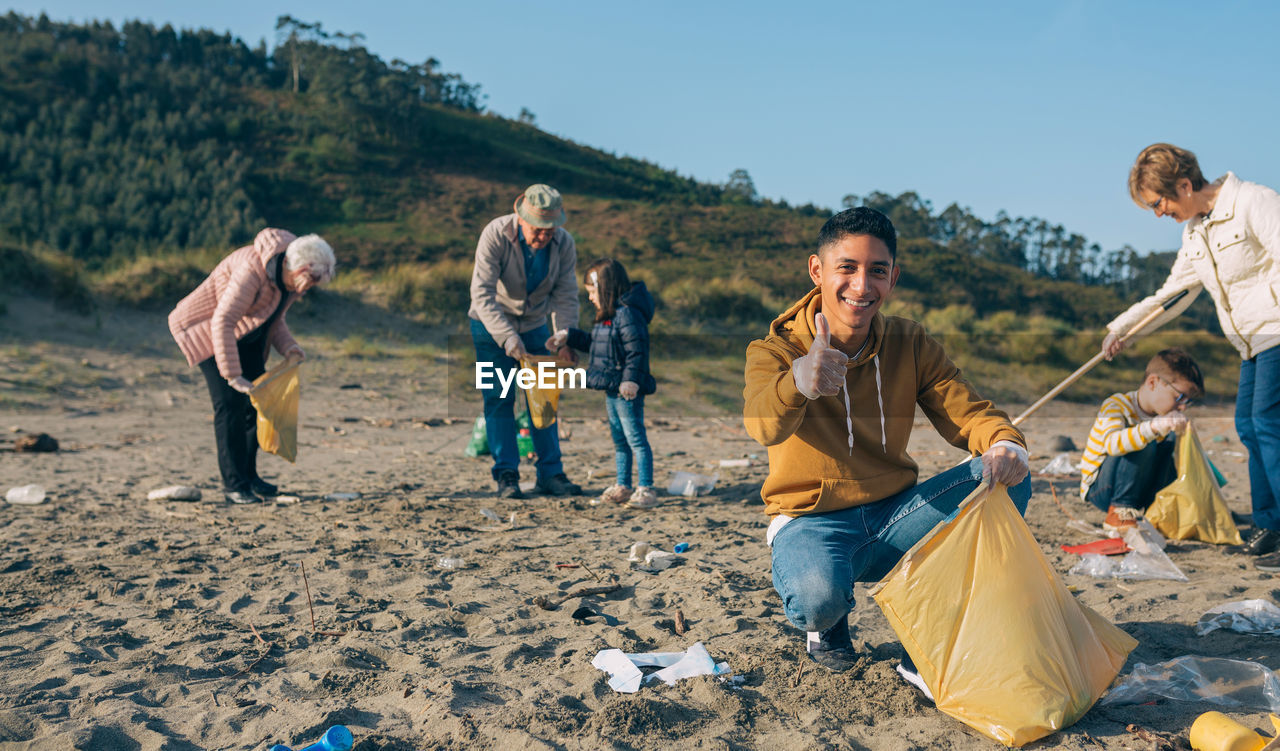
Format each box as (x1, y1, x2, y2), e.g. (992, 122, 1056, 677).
(770, 458, 1032, 635)
(469, 318, 563, 482)
(605, 393, 653, 487)
(1237, 345, 1280, 531)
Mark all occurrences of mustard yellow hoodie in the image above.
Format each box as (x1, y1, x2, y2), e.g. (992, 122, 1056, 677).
(743, 288, 1025, 518)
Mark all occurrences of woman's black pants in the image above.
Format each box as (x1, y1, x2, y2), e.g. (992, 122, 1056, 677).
(197, 337, 267, 493)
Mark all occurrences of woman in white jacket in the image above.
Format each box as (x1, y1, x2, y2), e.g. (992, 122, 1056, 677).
(1103, 143, 1280, 570)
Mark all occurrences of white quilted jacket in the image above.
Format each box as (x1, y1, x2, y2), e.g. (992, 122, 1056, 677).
(1109, 172, 1280, 360)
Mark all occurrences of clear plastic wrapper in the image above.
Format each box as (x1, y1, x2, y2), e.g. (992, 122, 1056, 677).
(667, 471, 718, 497)
(1066, 521, 1188, 582)
(1039, 452, 1078, 475)
(1196, 600, 1280, 636)
(1100, 655, 1280, 712)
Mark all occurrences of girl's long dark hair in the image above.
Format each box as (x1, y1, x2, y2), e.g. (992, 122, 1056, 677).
(584, 258, 631, 322)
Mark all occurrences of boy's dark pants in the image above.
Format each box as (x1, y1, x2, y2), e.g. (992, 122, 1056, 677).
(1085, 438, 1176, 512)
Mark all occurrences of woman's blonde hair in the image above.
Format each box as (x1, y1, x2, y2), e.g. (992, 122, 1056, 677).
(1128, 143, 1208, 207)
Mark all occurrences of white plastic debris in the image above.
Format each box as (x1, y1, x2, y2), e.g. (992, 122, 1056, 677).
(5, 484, 45, 505)
(477, 509, 518, 531)
(667, 471, 719, 497)
(592, 642, 732, 693)
(1039, 452, 1078, 475)
(1068, 521, 1186, 582)
(1100, 655, 1280, 712)
(1196, 599, 1280, 636)
(323, 492, 361, 501)
(627, 542, 678, 571)
(1067, 519, 1105, 536)
(146, 485, 202, 502)
(718, 458, 750, 468)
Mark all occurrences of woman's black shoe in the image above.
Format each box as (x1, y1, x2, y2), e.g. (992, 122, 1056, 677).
(250, 479, 279, 496)
(225, 490, 263, 505)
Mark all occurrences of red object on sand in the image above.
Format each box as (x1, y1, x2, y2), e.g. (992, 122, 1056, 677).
(1061, 538, 1130, 556)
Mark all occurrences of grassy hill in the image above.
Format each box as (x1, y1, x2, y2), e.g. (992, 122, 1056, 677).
(0, 12, 1239, 406)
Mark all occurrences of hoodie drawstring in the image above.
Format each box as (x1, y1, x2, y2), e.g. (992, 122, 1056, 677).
(873, 354, 886, 453)
(841, 353, 886, 455)
(841, 383, 854, 456)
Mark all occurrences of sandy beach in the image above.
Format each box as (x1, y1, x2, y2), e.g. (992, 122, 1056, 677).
(2, 297, 1277, 751)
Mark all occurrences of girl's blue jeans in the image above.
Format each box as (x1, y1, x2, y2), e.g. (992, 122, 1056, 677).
(769, 457, 1031, 635)
(1237, 345, 1280, 531)
(605, 393, 653, 488)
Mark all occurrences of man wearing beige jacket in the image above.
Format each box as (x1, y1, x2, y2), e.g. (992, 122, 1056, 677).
(469, 184, 582, 499)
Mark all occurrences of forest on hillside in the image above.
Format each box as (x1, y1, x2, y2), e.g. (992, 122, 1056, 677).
(0, 12, 1216, 341)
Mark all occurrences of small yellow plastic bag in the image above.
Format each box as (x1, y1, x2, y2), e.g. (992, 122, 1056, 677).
(520, 356, 562, 430)
(249, 360, 300, 463)
(1146, 425, 1243, 545)
(870, 484, 1137, 747)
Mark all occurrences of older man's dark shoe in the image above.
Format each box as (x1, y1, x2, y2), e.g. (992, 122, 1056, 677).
(1255, 551, 1280, 572)
(534, 473, 583, 496)
(496, 470, 524, 499)
(225, 490, 263, 505)
(1240, 528, 1280, 556)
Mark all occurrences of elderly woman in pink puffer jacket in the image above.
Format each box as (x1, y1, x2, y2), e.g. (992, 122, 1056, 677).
(169, 228, 335, 504)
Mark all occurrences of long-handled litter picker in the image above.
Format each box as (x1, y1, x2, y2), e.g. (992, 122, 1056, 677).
(1011, 290, 1189, 427)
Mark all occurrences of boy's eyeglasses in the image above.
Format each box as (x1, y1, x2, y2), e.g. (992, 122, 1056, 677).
(1159, 376, 1194, 407)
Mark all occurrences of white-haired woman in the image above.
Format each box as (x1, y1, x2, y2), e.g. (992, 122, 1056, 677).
(169, 229, 336, 504)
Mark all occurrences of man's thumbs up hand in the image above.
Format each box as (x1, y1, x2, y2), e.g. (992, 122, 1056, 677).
(792, 312, 849, 399)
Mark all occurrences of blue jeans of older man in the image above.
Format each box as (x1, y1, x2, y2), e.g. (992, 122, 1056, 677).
(769, 457, 1032, 635)
(469, 318, 563, 482)
(1237, 346, 1280, 531)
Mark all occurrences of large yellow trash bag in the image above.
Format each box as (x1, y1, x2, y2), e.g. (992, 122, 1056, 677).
(249, 360, 300, 463)
(520, 356, 562, 430)
(1146, 425, 1243, 545)
(869, 484, 1137, 747)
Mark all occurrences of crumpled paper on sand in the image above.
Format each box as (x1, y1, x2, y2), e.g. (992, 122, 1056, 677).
(592, 642, 731, 693)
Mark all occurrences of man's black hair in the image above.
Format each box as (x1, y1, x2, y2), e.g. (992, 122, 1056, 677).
(817, 206, 897, 261)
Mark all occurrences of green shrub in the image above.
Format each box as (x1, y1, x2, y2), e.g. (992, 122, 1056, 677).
(0, 245, 94, 314)
(94, 256, 210, 309)
(381, 260, 474, 323)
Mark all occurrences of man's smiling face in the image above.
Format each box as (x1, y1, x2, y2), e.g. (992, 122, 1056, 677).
(808, 233, 899, 349)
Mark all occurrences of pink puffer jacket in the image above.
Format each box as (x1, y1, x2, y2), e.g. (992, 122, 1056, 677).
(168, 228, 301, 379)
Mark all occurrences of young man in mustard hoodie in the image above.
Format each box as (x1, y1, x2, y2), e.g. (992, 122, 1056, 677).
(743, 207, 1031, 687)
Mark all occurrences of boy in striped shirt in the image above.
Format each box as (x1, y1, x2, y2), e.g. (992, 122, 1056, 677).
(1080, 348, 1204, 534)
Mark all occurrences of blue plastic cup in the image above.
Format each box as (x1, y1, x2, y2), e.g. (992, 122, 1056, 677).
(269, 725, 353, 751)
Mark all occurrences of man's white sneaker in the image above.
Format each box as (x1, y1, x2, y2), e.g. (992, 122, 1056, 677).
(896, 658, 934, 702)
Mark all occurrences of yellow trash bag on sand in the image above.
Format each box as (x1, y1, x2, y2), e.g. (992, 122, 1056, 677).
(1146, 426, 1243, 545)
(249, 360, 300, 463)
(869, 484, 1137, 747)
(520, 356, 562, 430)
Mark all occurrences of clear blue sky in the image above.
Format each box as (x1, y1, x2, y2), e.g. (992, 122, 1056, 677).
(9, 1, 1280, 254)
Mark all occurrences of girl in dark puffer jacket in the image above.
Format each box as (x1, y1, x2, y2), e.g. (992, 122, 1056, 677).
(548, 258, 659, 509)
